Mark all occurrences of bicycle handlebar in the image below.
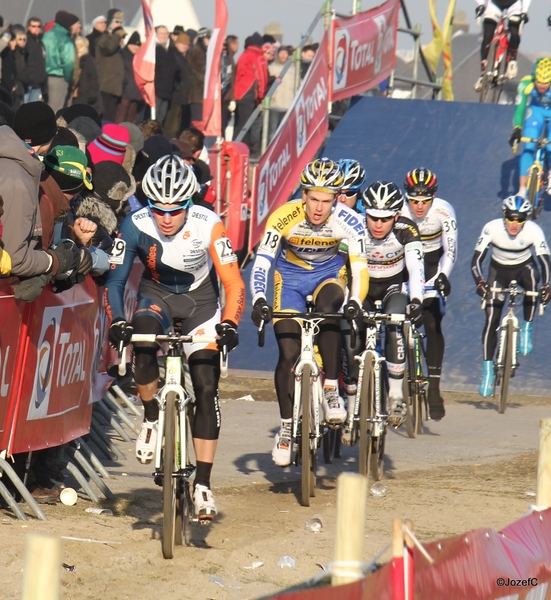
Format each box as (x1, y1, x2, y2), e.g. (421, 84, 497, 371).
(480, 286, 544, 315)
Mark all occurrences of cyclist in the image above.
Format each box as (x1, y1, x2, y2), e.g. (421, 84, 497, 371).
(401, 168, 457, 421)
(104, 155, 245, 520)
(336, 158, 366, 212)
(473, 0, 529, 91)
(341, 181, 425, 443)
(471, 196, 551, 396)
(508, 57, 551, 197)
(250, 158, 369, 467)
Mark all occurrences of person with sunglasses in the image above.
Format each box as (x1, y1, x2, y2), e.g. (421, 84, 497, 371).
(401, 168, 456, 421)
(104, 155, 245, 520)
(336, 158, 366, 212)
(250, 158, 369, 467)
(472, 195, 551, 396)
(341, 181, 424, 441)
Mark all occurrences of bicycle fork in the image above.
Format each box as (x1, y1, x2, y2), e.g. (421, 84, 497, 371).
(355, 350, 386, 437)
(496, 315, 519, 372)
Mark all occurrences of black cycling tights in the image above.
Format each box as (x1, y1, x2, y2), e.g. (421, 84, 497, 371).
(274, 283, 344, 420)
(423, 297, 445, 372)
(132, 315, 221, 440)
(481, 18, 520, 62)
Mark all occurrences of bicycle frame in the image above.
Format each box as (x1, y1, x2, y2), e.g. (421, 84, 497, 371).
(520, 117, 550, 217)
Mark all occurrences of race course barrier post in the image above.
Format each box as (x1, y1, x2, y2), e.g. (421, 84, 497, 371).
(536, 418, 551, 508)
(22, 532, 61, 600)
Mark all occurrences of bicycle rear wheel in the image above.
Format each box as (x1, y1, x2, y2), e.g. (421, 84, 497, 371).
(499, 320, 514, 414)
(491, 50, 507, 104)
(301, 364, 312, 507)
(527, 167, 541, 216)
(162, 392, 178, 559)
(322, 427, 341, 464)
(359, 355, 374, 478)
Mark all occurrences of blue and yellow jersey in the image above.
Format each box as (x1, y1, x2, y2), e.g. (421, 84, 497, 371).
(250, 199, 369, 305)
(513, 76, 551, 129)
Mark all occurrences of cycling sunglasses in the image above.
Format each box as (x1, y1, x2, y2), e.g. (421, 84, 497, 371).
(366, 214, 394, 223)
(407, 195, 433, 205)
(341, 190, 359, 198)
(505, 216, 527, 224)
(148, 199, 190, 216)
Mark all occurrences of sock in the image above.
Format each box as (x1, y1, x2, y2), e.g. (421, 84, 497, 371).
(518, 185, 527, 197)
(324, 378, 338, 389)
(388, 376, 403, 400)
(142, 399, 159, 422)
(195, 461, 213, 489)
(428, 366, 441, 397)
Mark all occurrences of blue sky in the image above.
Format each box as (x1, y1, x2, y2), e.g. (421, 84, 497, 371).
(193, 0, 549, 56)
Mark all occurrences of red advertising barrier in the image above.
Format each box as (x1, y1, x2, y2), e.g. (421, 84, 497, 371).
(331, 0, 399, 102)
(249, 31, 330, 252)
(208, 141, 250, 253)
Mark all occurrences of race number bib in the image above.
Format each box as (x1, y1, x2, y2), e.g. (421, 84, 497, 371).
(109, 239, 127, 264)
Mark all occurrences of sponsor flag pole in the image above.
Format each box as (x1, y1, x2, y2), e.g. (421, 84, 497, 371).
(423, 0, 455, 99)
(133, 0, 156, 119)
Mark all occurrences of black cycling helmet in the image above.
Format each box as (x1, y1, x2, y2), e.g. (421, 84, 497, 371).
(404, 167, 438, 198)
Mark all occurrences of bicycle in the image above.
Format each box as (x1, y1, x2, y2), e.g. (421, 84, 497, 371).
(258, 297, 342, 507)
(348, 305, 406, 481)
(481, 280, 543, 413)
(514, 117, 550, 219)
(120, 326, 228, 559)
(478, 13, 526, 104)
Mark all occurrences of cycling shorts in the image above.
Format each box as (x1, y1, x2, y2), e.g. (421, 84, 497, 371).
(273, 254, 347, 313)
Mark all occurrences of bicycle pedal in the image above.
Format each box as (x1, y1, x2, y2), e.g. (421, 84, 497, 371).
(153, 474, 163, 487)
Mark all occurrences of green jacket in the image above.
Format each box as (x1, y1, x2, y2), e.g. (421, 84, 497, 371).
(42, 23, 75, 83)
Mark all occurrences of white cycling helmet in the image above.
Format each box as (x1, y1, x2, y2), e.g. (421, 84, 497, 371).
(142, 155, 200, 205)
(362, 181, 404, 217)
(502, 195, 532, 219)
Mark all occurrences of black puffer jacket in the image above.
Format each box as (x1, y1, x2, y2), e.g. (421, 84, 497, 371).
(121, 47, 142, 102)
(25, 33, 47, 88)
(155, 42, 178, 101)
(171, 48, 189, 105)
(74, 54, 104, 116)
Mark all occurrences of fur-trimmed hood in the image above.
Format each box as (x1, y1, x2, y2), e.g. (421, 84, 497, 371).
(72, 194, 118, 235)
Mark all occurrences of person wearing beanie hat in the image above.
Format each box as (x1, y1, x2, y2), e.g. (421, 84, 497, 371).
(143, 134, 173, 164)
(115, 32, 144, 124)
(50, 126, 79, 150)
(43, 145, 93, 196)
(87, 123, 130, 165)
(120, 122, 144, 152)
(61, 103, 102, 129)
(87, 15, 107, 57)
(95, 12, 126, 122)
(170, 25, 185, 44)
(13, 101, 57, 155)
(68, 116, 102, 145)
(42, 11, 79, 112)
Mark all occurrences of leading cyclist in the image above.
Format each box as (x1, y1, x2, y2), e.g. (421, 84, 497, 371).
(104, 155, 245, 520)
(250, 158, 369, 467)
(401, 168, 457, 421)
(471, 196, 550, 396)
(508, 57, 551, 197)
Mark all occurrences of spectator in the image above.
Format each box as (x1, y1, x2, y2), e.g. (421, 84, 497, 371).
(60, 103, 102, 129)
(262, 34, 277, 65)
(179, 126, 205, 161)
(0, 16, 12, 77)
(268, 45, 295, 140)
(300, 44, 318, 79)
(188, 27, 211, 124)
(221, 35, 238, 133)
(73, 36, 103, 116)
(154, 25, 178, 125)
(88, 122, 130, 166)
(116, 31, 144, 124)
(139, 119, 163, 140)
(11, 27, 29, 111)
(42, 11, 79, 113)
(163, 32, 191, 138)
(24, 17, 46, 103)
(0, 194, 11, 275)
(233, 32, 268, 155)
(95, 9, 126, 122)
(68, 115, 101, 145)
(0, 100, 14, 126)
(170, 25, 185, 45)
(0, 32, 17, 99)
(86, 15, 107, 57)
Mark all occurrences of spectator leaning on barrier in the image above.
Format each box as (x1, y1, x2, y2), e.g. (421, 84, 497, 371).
(95, 9, 126, 122)
(42, 11, 79, 113)
(300, 43, 318, 79)
(188, 27, 212, 123)
(154, 25, 179, 125)
(73, 36, 103, 117)
(24, 17, 46, 103)
(116, 31, 144, 125)
(87, 15, 107, 58)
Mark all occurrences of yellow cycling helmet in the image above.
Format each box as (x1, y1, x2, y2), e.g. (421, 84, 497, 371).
(300, 158, 344, 193)
(534, 57, 551, 84)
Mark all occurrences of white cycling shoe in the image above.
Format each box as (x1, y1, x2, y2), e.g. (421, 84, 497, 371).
(323, 387, 347, 424)
(506, 59, 517, 79)
(136, 419, 158, 464)
(388, 397, 407, 428)
(272, 420, 292, 467)
(193, 484, 217, 521)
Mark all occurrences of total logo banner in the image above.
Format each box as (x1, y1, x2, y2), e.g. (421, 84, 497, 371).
(252, 31, 329, 249)
(332, 0, 399, 101)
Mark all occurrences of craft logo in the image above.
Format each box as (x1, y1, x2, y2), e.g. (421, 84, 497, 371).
(31, 307, 63, 418)
(334, 29, 349, 90)
(295, 97, 306, 156)
(257, 161, 270, 223)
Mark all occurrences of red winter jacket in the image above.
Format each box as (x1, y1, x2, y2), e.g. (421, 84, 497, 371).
(233, 46, 268, 102)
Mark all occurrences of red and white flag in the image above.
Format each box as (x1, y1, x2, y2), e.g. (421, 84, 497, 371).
(195, 0, 228, 135)
(133, 0, 156, 108)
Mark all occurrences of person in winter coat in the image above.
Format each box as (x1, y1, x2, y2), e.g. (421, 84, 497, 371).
(221, 35, 238, 134)
(73, 36, 103, 117)
(163, 32, 191, 138)
(233, 32, 268, 154)
(268, 45, 295, 141)
(86, 15, 107, 58)
(154, 25, 179, 125)
(24, 17, 46, 103)
(187, 27, 211, 123)
(95, 9, 126, 122)
(12, 29, 29, 111)
(0, 193, 12, 275)
(42, 11, 79, 113)
(115, 31, 144, 124)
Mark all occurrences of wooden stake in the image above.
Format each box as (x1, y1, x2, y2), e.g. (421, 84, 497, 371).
(332, 473, 368, 586)
(392, 519, 405, 600)
(536, 418, 551, 508)
(404, 519, 415, 600)
(22, 533, 61, 600)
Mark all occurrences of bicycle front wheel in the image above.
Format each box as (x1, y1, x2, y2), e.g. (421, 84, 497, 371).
(301, 364, 312, 507)
(404, 325, 418, 439)
(491, 49, 507, 104)
(359, 355, 374, 478)
(499, 320, 514, 414)
(371, 372, 387, 482)
(162, 392, 178, 559)
(480, 38, 498, 103)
